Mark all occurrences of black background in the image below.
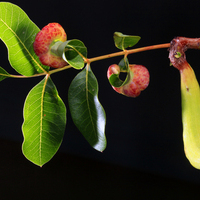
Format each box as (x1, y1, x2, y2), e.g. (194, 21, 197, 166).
(1, 0, 200, 199)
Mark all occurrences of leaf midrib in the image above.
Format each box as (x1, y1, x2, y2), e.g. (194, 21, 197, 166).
(85, 65, 96, 139)
(39, 75, 49, 165)
(0, 18, 46, 73)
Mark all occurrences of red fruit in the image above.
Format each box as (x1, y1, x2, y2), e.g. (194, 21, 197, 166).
(107, 64, 150, 97)
(33, 23, 68, 68)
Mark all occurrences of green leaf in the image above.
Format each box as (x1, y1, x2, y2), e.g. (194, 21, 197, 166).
(118, 56, 129, 71)
(0, 2, 49, 76)
(109, 58, 133, 87)
(0, 67, 10, 81)
(68, 64, 107, 152)
(109, 74, 124, 87)
(114, 32, 141, 50)
(52, 39, 87, 69)
(22, 76, 66, 166)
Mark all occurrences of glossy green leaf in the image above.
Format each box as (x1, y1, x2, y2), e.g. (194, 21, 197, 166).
(114, 32, 141, 50)
(0, 67, 10, 81)
(22, 76, 66, 166)
(68, 64, 107, 152)
(0, 2, 49, 76)
(51, 39, 87, 69)
(109, 57, 133, 87)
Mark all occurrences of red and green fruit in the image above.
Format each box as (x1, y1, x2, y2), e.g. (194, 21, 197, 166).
(107, 64, 150, 97)
(33, 23, 68, 68)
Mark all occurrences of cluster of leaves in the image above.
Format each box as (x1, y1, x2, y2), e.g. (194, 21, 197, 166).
(0, 2, 141, 166)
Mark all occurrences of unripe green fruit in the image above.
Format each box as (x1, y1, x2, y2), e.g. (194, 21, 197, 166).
(107, 64, 150, 97)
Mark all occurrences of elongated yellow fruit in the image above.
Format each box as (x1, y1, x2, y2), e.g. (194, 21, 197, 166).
(181, 63, 200, 169)
(169, 37, 200, 169)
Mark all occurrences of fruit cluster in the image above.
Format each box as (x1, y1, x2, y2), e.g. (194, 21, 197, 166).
(34, 23, 150, 98)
